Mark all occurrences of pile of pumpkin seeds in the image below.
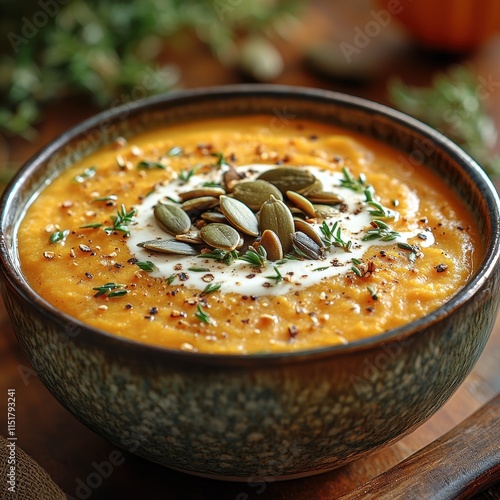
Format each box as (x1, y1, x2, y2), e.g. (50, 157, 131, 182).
(138, 166, 346, 264)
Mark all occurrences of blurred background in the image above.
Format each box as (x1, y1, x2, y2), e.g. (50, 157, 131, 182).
(2, 0, 500, 498)
(2, 0, 500, 184)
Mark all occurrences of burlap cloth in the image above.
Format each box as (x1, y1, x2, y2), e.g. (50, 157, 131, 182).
(0, 435, 65, 499)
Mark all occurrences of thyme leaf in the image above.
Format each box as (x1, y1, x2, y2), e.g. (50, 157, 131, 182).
(49, 229, 69, 244)
(320, 221, 352, 252)
(201, 283, 222, 295)
(137, 160, 166, 170)
(339, 167, 367, 192)
(93, 282, 127, 298)
(104, 204, 136, 235)
(264, 266, 283, 283)
(211, 152, 229, 168)
(397, 242, 421, 263)
(363, 220, 400, 242)
(239, 246, 267, 267)
(136, 260, 159, 272)
(79, 222, 103, 229)
(364, 187, 398, 219)
(200, 248, 238, 266)
(195, 304, 211, 324)
(178, 167, 198, 183)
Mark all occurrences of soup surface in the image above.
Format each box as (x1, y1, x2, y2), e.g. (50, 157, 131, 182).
(18, 116, 478, 353)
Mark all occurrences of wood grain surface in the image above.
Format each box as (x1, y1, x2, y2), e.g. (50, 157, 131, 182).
(1, 2, 500, 498)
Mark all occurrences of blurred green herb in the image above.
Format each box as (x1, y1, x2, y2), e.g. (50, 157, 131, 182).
(389, 66, 500, 177)
(0, 0, 300, 138)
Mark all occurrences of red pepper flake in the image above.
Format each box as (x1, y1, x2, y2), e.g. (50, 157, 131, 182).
(125, 304, 133, 309)
(85, 272, 93, 279)
(178, 272, 189, 281)
(149, 307, 159, 315)
(435, 264, 448, 273)
(79, 244, 92, 253)
(127, 257, 139, 264)
(288, 325, 299, 339)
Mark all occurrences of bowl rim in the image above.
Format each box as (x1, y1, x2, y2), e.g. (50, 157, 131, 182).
(1, 84, 500, 365)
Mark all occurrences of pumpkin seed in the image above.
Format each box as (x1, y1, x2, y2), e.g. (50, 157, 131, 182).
(219, 195, 259, 237)
(223, 165, 245, 192)
(294, 219, 324, 247)
(259, 195, 295, 253)
(286, 190, 316, 218)
(154, 203, 191, 235)
(233, 180, 283, 211)
(314, 204, 339, 219)
(298, 179, 323, 196)
(181, 196, 220, 212)
(137, 239, 198, 256)
(201, 211, 227, 223)
(176, 231, 203, 244)
(200, 223, 240, 251)
(306, 191, 344, 205)
(291, 231, 324, 260)
(257, 167, 317, 194)
(178, 187, 225, 201)
(260, 229, 283, 261)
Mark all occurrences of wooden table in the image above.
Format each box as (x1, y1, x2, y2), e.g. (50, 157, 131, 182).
(1, 2, 500, 498)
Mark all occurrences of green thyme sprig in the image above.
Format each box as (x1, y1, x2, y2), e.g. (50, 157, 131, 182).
(200, 248, 238, 266)
(137, 160, 166, 170)
(49, 229, 70, 244)
(364, 187, 398, 219)
(351, 257, 363, 277)
(239, 246, 267, 267)
(339, 167, 368, 192)
(92, 195, 117, 203)
(201, 283, 222, 295)
(195, 304, 211, 324)
(93, 282, 127, 298)
(320, 221, 352, 252)
(178, 167, 198, 183)
(264, 266, 283, 283)
(397, 242, 421, 263)
(363, 220, 400, 242)
(136, 261, 159, 272)
(104, 204, 136, 235)
(211, 152, 229, 168)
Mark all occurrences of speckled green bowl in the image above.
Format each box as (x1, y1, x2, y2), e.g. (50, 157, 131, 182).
(1, 86, 499, 480)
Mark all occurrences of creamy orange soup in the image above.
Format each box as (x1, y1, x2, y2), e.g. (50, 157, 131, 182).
(18, 116, 478, 353)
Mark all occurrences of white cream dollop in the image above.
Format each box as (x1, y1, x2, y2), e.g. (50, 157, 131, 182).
(127, 165, 434, 296)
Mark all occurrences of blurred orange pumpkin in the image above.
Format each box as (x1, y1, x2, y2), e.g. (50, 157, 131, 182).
(377, 0, 500, 51)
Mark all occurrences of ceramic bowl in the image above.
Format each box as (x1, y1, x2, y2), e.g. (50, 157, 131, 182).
(1, 86, 499, 481)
